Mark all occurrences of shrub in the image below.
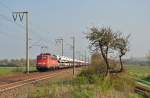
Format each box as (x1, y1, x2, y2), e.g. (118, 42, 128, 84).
(73, 76, 89, 85)
(110, 73, 135, 93)
(73, 89, 93, 98)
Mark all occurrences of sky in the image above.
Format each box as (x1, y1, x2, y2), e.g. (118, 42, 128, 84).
(0, 0, 150, 59)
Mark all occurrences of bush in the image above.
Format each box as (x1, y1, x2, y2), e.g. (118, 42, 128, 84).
(73, 76, 89, 85)
(78, 62, 136, 93)
(78, 61, 107, 84)
(110, 74, 135, 93)
(73, 88, 93, 98)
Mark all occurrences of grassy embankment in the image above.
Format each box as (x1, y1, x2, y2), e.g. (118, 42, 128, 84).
(0, 66, 36, 76)
(1, 65, 148, 98)
(127, 65, 150, 83)
(27, 66, 147, 98)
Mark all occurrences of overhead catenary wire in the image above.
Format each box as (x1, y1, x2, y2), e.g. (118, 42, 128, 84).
(0, 13, 48, 45)
(0, 0, 12, 12)
(0, 14, 27, 40)
(0, 0, 81, 57)
(0, 1, 52, 50)
(0, 14, 25, 30)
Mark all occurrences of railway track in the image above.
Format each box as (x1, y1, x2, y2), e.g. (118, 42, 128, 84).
(128, 76, 150, 96)
(0, 68, 75, 93)
(134, 79, 150, 96)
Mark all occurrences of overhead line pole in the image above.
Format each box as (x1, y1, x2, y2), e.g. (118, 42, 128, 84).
(12, 11, 29, 74)
(77, 51, 81, 60)
(62, 39, 64, 56)
(85, 50, 87, 66)
(72, 37, 75, 75)
(26, 12, 29, 74)
(56, 38, 64, 56)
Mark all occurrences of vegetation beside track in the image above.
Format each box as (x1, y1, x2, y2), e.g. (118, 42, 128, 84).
(0, 58, 36, 76)
(0, 65, 149, 98)
(0, 66, 36, 76)
(27, 66, 147, 98)
(1, 63, 149, 98)
(127, 65, 150, 83)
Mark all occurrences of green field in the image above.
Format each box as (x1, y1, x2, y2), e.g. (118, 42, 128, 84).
(126, 65, 150, 78)
(126, 65, 150, 83)
(0, 66, 36, 76)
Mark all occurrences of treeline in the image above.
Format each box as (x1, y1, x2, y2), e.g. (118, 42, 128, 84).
(0, 59, 36, 67)
(123, 59, 148, 66)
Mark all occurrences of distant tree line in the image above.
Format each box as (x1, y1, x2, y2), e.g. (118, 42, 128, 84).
(123, 58, 148, 66)
(0, 58, 36, 67)
(146, 51, 150, 66)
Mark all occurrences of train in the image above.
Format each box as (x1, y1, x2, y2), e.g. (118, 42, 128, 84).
(36, 53, 88, 71)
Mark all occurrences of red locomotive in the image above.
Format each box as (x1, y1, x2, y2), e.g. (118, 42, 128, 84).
(36, 53, 59, 71)
(36, 53, 88, 71)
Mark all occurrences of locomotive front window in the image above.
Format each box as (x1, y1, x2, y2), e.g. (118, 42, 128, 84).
(42, 56, 47, 60)
(37, 56, 41, 60)
(37, 56, 47, 60)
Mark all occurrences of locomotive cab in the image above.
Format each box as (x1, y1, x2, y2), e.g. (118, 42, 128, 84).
(36, 53, 59, 71)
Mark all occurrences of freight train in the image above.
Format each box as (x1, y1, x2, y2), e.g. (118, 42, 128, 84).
(36, 53, 87, 71)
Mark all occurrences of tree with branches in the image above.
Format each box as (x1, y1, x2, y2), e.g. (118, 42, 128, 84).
(113, 33, 130, 72)
(86, 26, 130, 75)
(86, 26, 116, 75)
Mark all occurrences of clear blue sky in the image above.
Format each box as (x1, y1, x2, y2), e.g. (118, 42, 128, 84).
(0, 0, 150, 59)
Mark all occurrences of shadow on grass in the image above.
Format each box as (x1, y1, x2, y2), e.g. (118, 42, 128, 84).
(142, 76, 150, 82)
(137, 92, 150, 98)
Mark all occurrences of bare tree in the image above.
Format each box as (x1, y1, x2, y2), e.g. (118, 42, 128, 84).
(86, 26, 116, 75)
(114, 33, 130, 72)
(86, 26, 130, 74)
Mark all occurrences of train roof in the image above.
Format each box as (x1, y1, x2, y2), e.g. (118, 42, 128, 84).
(39, 53, 51, 55)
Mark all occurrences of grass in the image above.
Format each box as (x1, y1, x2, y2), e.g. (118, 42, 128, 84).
(28, 68, 145, 98)
(28, 68, 79, 98)
(1, 64, 149, 98)
(0, 66, 36, 76)
(143, 76, 150, 82)
(28, 75, 143, 98)
(126, 65, 150, 83)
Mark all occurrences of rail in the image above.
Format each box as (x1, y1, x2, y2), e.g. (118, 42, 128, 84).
(0, 69, 70, 93)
